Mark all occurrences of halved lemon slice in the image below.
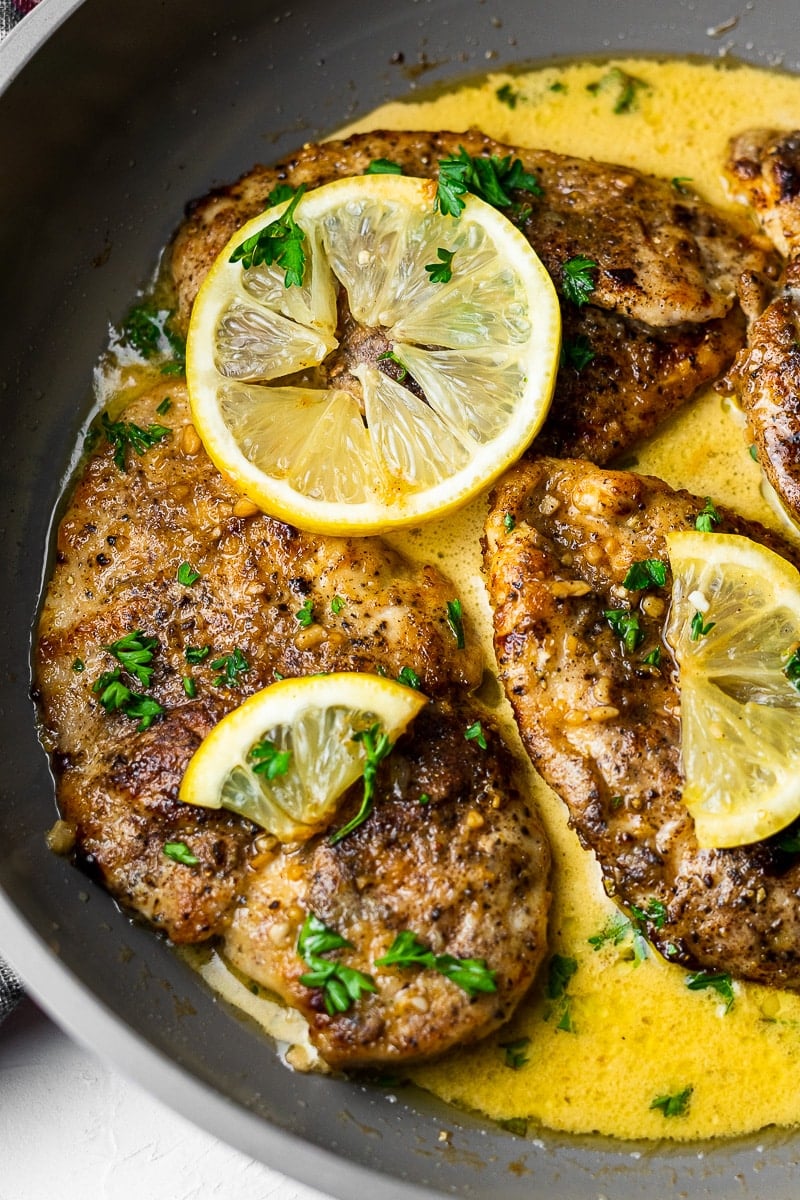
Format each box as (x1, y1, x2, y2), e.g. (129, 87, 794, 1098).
(186, 174, 560, 534)
(179, 672, 427, 841)
(665, 530, 800, 848)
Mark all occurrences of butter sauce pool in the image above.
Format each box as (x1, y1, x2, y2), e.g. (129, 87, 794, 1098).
(199, 58, 800, 1140)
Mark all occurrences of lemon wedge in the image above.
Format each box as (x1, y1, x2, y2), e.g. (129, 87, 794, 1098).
(186, 174, 560, 535)
(665, 530, 800, 848)
(179, 672, 427, 842)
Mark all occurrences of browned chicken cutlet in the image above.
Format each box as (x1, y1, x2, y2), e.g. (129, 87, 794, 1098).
(483, 456, 800, 991)
(226, 701, 550, 1069)
(724, 129, 800, 520)
(171, 129, 777, 465)
(35, 383, 551, 1065)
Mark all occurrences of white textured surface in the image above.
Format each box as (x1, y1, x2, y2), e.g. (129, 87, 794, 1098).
(0, 998, 332, 1200)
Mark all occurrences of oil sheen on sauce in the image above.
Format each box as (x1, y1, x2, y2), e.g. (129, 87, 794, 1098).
(200, 58, 800, 1142)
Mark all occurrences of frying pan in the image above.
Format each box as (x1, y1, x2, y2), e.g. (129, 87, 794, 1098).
(2, 1, 799, 1196)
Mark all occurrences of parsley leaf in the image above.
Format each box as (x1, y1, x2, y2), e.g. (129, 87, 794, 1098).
(210, 648, 250, 688)
(230, 184, 307, 288)
(784, 648, 800, 691)
(495, 82, 519, 109)
(561, 255, 598, 307)
(650, 1086, 693, 1118)
(397, 666, 422, 690)
(330, 595, 345, 615)
(465, 720, 488, 750)
(104, 630, 159, 689)
(176, 561, 200, 586)
(266, 183, 298, 206)
(686, 970, 735, 1012)
(375, 930, 497, 997)
(446, 598, 466, 649)
(503, 512, 516, 532)
(163, 841, 199, 866)
(622, 559, 667, 590)
(500, 1036, 531, 1069)
(588, 66, 649, 114)
(643, 646, 662, 667)
(424, 246, 456, 284)
(297, 912, 377, 1015)
(690, 611, 715, 641)
(295, 598, 315, 627)
(100, 412, 170, 472)
(184, 645, 211, 665)
(559, 335, 595, 372)
(365, 158, 404, 175)
(329, 722, 393, 844)
(604, 608, 644, 653)
(695, 497, 721, 532)
(92, 669, 164, 731)
(249, 739, 292, 780)
(435, 147, 542, 217)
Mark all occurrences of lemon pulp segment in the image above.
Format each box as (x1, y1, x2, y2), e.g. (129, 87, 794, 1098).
(666, 530, 800, 848)
(179, 672, 427, 841)
(186, 174, 560, 534)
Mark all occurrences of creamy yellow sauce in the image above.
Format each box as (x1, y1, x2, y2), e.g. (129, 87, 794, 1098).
(195, 58, 800, 1142)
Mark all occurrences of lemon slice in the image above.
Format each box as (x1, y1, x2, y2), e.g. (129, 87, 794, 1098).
(665, 530, 800, 848)
(179, 672, 427, 841)
(186, 174, 560, 534)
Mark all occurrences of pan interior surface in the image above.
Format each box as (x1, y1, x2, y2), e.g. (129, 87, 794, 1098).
(2, 0, 800, 1196)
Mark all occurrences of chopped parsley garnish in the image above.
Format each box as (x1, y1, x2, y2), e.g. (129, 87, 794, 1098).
(559, 334, 595, 372)
(446, 598, 466, 649)
(589, 911, 648, 965)
(120, 304, 162, 357)
(249, 739, 292, 780)
(643, 646, 662, 667)
(690, 611, 715, 641)
(176, 561, 200, 586)
(672, 176, 694, 195)
(418, 792, 431, 805)
(397, 666, 422, 690)
(329, 722, 393, 845)
(749, 443, 759, 462)
(630, 897, 667, 931)
(377, 348, 409, 381)
(156, 396, 172, 416)
(297, 912, 377, 1016)
(92, 669, 164, 731)
(465, 720, 488, 750)
(230, 183, 307, 288)
(424, 246, 456, 283)
(100, 411, 170, 472)
(182, 676, 197, 699)
(604, 608, 644, 653)
(435, 147, 542, 218)
(495, 82, 519, 109)
(784, 648, 800, 690)
(295, 598, 315, 627)
(503, 512, 516, 533)
(265, 182, 299, 207)
(104, 630, 159, 689)
(587, 66, 649, 114)
(622, 559, 667, 591)
(500, 1036, 531, 1069)
(650, 1086, 693, 1118)
(364, 158, 404, 175)
(695, 497, 721, 532)
(375, 930, 497, 997)
(184, 645, 211, 665)
(330, 595, 345, 615)
(163, 841, 199, 866)
(686, 970, 735, 1012)
(72, 658, 85, 673)
(545, 953, 578, 1032)
(210, 648, 250, 688)
(561, 255, 598, 307)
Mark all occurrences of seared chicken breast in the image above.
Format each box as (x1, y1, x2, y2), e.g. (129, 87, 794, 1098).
(172, 129, 777, 465)
(35, 383, 551, 1064)
(724, 129, 800, 521)
(483, 456, 800, 990)
(226, 700, 550, 1069)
